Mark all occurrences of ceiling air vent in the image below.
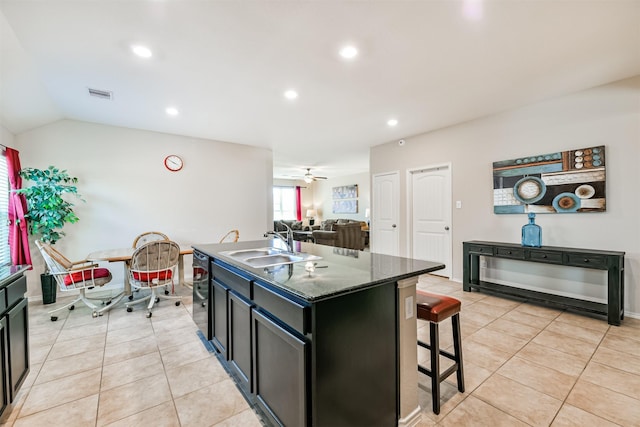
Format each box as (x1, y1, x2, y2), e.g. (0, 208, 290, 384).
(87, 88, 113, 100)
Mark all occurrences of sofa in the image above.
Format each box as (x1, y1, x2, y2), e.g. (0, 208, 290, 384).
(311, 219, 367, 250)
(273, 220, 312, 242)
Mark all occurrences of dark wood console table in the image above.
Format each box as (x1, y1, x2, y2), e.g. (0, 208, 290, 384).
(462, 241, 625, 325)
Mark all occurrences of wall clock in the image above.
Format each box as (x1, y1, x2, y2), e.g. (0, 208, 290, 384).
(164, 155, 183, 172)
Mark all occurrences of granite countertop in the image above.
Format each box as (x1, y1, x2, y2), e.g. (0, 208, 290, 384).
(192, 240, 444, 302)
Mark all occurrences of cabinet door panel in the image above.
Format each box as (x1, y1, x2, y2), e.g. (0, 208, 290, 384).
(228, 292, 253, 394)
(0, 318, 8, 417)
(252, 308, 308, 427)
(211, 280, 228, 358)
(7, 298, 29, 401)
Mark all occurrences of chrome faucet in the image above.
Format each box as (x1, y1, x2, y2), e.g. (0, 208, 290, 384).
(264, 222, 294, 252)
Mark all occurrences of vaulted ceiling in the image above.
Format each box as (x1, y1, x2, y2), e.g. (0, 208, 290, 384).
(1, 1, 639, 179)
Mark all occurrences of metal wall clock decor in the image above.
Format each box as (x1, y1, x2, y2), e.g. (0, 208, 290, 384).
(164, 155, 183, 172)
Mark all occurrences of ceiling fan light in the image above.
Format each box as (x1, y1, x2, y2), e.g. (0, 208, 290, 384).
(304, 176, 313, 183)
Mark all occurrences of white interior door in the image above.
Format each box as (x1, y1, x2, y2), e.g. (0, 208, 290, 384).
(372, 171, 400, 256)
(410, 165, 452, 278)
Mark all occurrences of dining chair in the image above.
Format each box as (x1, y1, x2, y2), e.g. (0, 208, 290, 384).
(35, 240, 114, 321)
(125, 240, 181, 318)
(132, 231, 171, 297)
(132, 231, 170, 248)
(219, 229, 240, 243)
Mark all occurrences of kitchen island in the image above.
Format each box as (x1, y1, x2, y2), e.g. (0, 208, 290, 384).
(192, 240, 444, 427)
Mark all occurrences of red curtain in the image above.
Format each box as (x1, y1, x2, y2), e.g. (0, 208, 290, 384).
(6, 148, 31, 266)
(295, 186, 302, 221)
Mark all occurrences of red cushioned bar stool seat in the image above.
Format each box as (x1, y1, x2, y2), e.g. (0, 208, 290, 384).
(416, 290, 465, 414)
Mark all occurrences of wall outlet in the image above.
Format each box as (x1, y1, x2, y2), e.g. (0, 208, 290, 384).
(405, 296, 414, 319)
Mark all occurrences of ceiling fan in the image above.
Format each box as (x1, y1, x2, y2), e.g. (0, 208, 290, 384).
(302, 168, 327, 183)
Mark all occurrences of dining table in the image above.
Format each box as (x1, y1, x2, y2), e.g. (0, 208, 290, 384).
(86, 244, 194, 305)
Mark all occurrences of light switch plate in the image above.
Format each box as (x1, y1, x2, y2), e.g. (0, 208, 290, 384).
(456, 200, 462, 209)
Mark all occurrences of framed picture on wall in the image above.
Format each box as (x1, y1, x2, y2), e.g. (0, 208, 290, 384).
(333, 199, 358, 214)
(493, 145, 606, 214)
(332, 185, 358, 199)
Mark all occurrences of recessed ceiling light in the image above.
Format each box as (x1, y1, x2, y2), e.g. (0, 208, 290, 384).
(339, 45, 358, 59)
(166, 107, 179, 116)
(462, 0, 483, 21)
(284, 90, 298, 100)
(387, 119, 398, 127)
(131, 45, 153, 58)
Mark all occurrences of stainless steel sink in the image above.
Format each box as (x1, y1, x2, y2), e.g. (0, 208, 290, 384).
(222, 248, 284, 261)
(221, 247, 321, 268)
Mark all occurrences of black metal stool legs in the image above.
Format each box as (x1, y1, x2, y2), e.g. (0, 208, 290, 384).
(452, 313, 465, 394)
(417, 312, 464, 414)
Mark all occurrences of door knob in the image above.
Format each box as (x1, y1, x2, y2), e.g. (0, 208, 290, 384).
(392, 224, 397, 228)
(444, 226, 450, 231)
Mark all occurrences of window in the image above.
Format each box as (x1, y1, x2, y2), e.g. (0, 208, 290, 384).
(0, 152, 10, 266)
(273, 186, 296, 220)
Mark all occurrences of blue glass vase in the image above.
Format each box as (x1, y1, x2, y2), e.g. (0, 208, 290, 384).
(522, 213, 542, 247)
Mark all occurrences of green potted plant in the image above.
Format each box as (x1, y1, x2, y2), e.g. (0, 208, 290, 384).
(15, 166, 84, 304)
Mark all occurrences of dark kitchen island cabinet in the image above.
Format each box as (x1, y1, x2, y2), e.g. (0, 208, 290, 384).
(0, 265, 30, 421)
(192, 240, 444, 426)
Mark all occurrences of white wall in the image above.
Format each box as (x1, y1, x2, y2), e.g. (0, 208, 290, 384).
(312, 172, 370, 223)
(16, 119, 273, 297)
(0, 125, 15, 147)
(371, 75, 640, 317)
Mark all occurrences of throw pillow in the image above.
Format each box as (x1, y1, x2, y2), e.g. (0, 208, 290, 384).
(322, 220, 336, 231)
(291, 221, 303, 230)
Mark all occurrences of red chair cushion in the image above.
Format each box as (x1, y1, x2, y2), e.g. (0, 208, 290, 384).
(193, 267, 207, 280)
(416, 290, 461, 323)
(64, 268, 111, 286)
(132, 270, 173, 282)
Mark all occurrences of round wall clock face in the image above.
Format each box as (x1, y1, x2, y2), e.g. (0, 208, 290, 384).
(164, 155, 183, 172)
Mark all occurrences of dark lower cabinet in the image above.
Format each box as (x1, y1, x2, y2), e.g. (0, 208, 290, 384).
(0, 266, 30, 420)
(202, 258, 397, 426)
(228, 291, 253, 394)
(211, 279, 229, 358)
(0, 318, 8, 418)
(7, 298, 29, 401)
(252, 308, 308, 427)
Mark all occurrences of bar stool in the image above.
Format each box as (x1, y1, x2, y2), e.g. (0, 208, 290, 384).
(416, 290, 465, 414)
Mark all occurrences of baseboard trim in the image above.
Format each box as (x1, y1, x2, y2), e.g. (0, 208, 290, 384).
(398, 406, 422, 427)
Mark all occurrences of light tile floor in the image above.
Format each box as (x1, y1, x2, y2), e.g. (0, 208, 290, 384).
(0, 275, 639, 426)
(416, 274, 640, 427)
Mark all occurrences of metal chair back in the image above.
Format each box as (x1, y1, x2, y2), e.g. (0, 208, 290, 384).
(128, 240, 180, 288)
(132, 231, 170, 249)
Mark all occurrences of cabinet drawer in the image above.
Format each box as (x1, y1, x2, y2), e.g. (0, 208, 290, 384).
(6, 276, 26, 309)
(254, 282, 308, 335)
(565, 253, 608, 269)
(496, 247, 525, 259)
(466, 244, 494, 255)
(212, 263, 251, 299)
(528, 250, 563, 264)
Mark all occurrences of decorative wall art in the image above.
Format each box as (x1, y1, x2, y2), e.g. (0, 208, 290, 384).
(333, 199, 358, 214)
(332, 184, 358, 213)
(493, 145, 606, 214)
(332, 184, 358, 199)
